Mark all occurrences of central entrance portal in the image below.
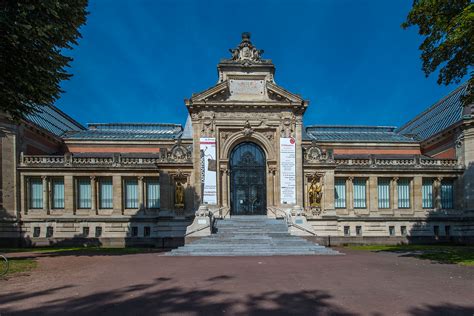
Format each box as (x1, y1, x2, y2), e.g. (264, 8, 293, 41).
(230, 142, 267, 215)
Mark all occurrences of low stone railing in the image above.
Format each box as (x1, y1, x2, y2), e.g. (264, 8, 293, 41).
(334, 156, 459, 168)
(20, 152, 192, 167)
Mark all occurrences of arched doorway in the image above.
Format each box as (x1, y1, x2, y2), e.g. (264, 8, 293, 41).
(230, 142, 266, 215)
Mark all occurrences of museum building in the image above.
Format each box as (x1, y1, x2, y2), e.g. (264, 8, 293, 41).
(1, 33, 473, 247)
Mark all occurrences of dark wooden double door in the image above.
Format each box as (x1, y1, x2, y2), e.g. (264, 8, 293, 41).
(230, 142, 266, 215)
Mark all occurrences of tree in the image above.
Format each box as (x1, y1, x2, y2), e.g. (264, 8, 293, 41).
(402, 0, 473, 105)
(0, 0, 88, 120)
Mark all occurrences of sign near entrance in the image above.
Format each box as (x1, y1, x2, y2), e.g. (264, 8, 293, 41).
(280, 137, 296, 205)
(200, 137, 217, 204)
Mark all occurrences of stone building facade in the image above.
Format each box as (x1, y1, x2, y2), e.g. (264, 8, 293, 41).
(1, 33, 473, 247)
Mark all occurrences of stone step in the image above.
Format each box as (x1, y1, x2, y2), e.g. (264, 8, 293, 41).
(166, 217, 342, 256)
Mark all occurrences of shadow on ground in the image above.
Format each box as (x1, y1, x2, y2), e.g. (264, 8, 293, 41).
(0, 281, 356, 315)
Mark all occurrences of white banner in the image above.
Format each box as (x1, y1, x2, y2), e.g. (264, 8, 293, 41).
(280, 137, 296, 205)
(200, 138, 217, 204)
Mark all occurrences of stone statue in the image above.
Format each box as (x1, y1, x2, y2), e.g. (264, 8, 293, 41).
(308, 178, 323, 207)
(175, 181, 185, 207)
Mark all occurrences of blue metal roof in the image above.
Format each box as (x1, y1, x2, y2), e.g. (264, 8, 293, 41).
(24, 105, 85, 137)
(63, 123, 183, 140)
(396, 83, 470, 141)
(304, 125, 416, 143)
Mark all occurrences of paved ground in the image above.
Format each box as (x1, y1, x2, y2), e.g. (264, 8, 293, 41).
(0, 248, 473, 316)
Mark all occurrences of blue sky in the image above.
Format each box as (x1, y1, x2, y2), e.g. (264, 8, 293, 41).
(56, 0, 465, 128)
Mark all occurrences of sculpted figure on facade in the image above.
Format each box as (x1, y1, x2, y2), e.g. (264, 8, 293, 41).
(175, 181, 185, 208)
(308, 177, 323, 208)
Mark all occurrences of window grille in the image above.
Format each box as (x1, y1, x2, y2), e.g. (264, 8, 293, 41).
(334, 179, 346, 208)
(441, 179, 454, 209)
(377, 178, 390, 209)
(29, 178, 43, 209)
(397, 178, 410, 209)
(146, 179, 160, 209)
(353, 178, 366, 208)
(77, 178, 91, 209)
(422, 178, 433, 208)
(124, 179, 138, 209)
(99, 178, 113, 209)
(52, 178, 65, 209)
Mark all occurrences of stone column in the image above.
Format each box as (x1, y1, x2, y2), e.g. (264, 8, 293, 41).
(269, 166, 277, 207)
(221, 167, 228, 208)
(42, 176, 49, 214)
(347, 177, 354, 210)
(90, 176, 97, 214)
(392, 177, 398, 209)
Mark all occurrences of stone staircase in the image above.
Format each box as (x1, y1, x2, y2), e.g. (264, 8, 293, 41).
(167, 216, 341, 256)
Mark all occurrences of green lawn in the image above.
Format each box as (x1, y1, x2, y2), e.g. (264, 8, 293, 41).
(0, 246, 159, 255)
(0, 247, 160, 277)
(1, 258, 37, 277)
(347, 244, 474, 266)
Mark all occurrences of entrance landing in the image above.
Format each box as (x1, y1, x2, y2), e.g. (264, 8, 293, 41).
(167, 216, 341, 256)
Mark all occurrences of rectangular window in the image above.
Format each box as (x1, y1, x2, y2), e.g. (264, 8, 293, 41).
(46, 226, 54, 238)
(29, 178, 43, 209)
(144, 226, 151, 237)
(445, 225, 451, 237)
(124, 179, 139, 209)
(377, 178, 390, 209)
(77, 178, 91, 209)
(83, 227, 89, 237)
(146, 178, 160, 209)
(131, 226, 138, 237)
(99, 178, 113, 209)
(52, 178, 65, 209)
(356, 226, 362, 236)
(441, 179, 454, 209)
(334, 179, 346, 208)
(434, 225, 439, 237)
(95, 226, 102, 238)
(401, 226, 407, 236)
(344, 226, 350, 236)
(33, 227, 41, 238)
(422, 178, 434, 209)
(397, 178, 411, 209)
(353, 178, 367, 208)
(389, 226, 395, 236)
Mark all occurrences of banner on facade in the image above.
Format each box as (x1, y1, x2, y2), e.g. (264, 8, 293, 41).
(200, 138, 217, 204)
(280, 137, 296, 205)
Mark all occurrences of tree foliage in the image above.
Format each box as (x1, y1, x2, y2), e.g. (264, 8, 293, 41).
(0, 0, 88, 120)
(403, 0, 473, 105)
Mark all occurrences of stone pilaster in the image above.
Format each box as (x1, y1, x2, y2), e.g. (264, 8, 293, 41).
(64, 175, 74, 214)
(325, 170, 335, 210)
(413, 176, 422, 211)
(392, 177, 398, 210)
(42, 176, 49, 214)
(90, 176, 97, 215)
(138, 176, 144, 211)
(368, 176, 377, 212)
(434, 177, 442, 210)
(347, 177, 353, 210)
(113, 175, 122, 215)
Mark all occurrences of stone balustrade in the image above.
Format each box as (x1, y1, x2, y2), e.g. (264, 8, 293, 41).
(333, 156, 459, 169)
(20, 152, 192, 168)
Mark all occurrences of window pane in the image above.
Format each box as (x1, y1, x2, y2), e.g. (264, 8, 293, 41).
(147, 179, 160, 209)
(77, 178, 91, 209)
(441, 180, 453, 209)
(353, 178, 366, 208)
(52, 178, 65, 209)
(378, 178, 390, 209)
(125, 179, 138, 209)
(422, 178, 433, 208)
(398, 178, 410, 208)
(29, 178, 43, 209)
(99, 178, 113, 209)
(334, 179, 346, 208)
